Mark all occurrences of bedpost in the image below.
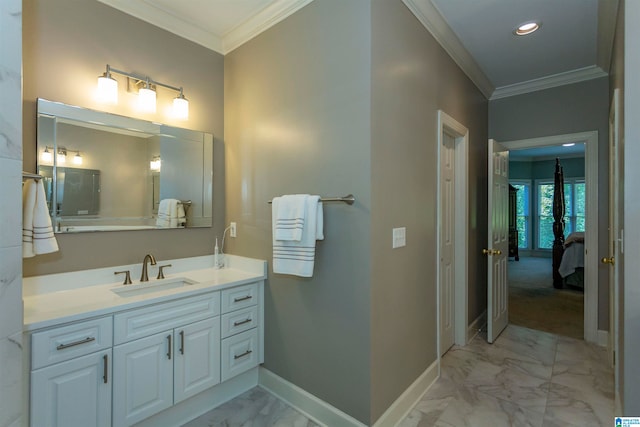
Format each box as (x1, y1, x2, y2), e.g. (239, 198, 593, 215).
(552, 158, 566, 288)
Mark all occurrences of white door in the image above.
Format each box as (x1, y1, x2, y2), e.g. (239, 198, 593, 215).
(440, 131, 456, 355)
(174, 317, 221, 403)
(113, 332, 173, 427)
(30, 350, 112, 427)
(487, 139, 510, 343)
(606, 89, 621, 388)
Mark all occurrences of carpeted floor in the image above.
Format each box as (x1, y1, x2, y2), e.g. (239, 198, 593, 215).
(508, 256, 584, 339)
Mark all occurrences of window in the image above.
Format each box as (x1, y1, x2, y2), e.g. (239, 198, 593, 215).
(536, 178, 585, 249)
(510, 180, 531, 249)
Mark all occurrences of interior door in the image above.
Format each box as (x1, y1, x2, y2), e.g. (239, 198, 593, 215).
(439, 131, 456, 355)
(487, 139, 509, 343)
(605, 89, 621, 387)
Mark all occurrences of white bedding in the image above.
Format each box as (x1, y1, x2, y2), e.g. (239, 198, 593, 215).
(559, 241, 585, 278)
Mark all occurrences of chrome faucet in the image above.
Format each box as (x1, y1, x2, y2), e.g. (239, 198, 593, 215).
(141, 254, 157, 282)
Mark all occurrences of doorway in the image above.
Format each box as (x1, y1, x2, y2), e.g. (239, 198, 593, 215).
(436, 110, 469, 357)
(502, 131, 599, 343)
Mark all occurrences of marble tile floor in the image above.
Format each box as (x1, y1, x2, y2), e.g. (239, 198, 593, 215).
(182, 325, 613, 427)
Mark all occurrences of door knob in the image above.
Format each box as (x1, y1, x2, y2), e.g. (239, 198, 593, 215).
(482, 249, 491, 255)
(601, 256, 615, 266)
(494, 250, 502, 255)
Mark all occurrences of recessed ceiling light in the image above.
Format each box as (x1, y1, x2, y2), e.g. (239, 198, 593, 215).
(563, 143, 576, 147)
(514, 21, 541, 36)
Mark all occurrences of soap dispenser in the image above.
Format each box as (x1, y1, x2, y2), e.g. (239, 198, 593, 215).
(214, 238, 221, 269)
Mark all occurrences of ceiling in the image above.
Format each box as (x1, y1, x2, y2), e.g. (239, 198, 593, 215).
(510, 143, 585, 161)
(97, 0, 618, 99)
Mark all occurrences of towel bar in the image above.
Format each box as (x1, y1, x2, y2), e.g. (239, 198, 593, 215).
(22, 171, 43, 181)
(268, 194, 355, 205)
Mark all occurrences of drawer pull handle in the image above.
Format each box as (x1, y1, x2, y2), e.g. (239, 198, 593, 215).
(167, 335, 172, 360)
(103, 354, 108, 384)
(233, 295, 253, 302)
(233, 318, 252, 326)
(179, 330, 185, 355)
(56, 337, 96, 350)
(234, 349, 253, 360)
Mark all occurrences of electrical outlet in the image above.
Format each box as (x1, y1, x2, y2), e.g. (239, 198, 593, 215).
(392, 227, 406, 248)
(230, 222, 237, 238)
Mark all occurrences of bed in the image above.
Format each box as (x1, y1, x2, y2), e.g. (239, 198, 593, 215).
(559, 232, 585, 289)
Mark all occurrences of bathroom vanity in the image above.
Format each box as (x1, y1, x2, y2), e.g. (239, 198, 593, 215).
(22, 254, 266, 427)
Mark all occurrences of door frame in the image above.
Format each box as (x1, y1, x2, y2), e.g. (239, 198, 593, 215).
(502, 130, 599, 344)
(436, 110, 469, 357)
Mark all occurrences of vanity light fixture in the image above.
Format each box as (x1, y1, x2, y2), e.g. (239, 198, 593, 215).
(57, 148, 67, 164)
(150, 156, 161, 172)
(96, 64, 189, 119)
(41, 146, 53, 163)
(514, 21, 541, 36)
(73, 151, 83, 165)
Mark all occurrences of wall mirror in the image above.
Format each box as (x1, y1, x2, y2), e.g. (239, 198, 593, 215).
(36, 98, 213, 233)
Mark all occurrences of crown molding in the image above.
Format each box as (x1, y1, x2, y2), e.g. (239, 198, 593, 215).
(402, 0, 494, 99)
(222, 0, 315, 54)
(490, 65, 608, 100)
(98, 0, 314, 55)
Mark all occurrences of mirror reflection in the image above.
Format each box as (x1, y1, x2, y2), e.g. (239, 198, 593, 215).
(37, 99, 213, 233)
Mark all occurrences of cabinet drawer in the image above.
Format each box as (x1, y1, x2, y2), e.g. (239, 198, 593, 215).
(221, 283, 258, 314)
(221, 329, 258, 382)
(31, 316, 113, 370)
(221, 306, 258, 339)
(114, 292, 219, 345)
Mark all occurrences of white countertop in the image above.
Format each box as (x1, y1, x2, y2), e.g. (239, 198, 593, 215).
(23, 254, 267, 331)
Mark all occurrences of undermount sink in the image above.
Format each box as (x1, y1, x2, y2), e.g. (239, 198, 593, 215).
(111, 277, 198, 297)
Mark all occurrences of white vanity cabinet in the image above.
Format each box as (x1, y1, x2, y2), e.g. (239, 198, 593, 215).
(29, 316, 113, 427)
(112, 293, 220, 427)
(25, 258, 266, 427)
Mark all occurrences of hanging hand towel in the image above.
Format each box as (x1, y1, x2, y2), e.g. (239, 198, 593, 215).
(23, 179, 58, 258)
(274, 194, 307, 241)
(156, 198, 180, 228)
(272, 195, 323, 277)
(177, 202, 186, 228)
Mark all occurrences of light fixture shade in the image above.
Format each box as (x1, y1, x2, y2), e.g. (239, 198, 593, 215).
(41, 147, 53, 163)
(73, 152, 83, 165)
(57, 150, 66, 164)
(138, 87, 157, 113)
(150, 157, 161, 171)
(97, 74, 118, 104)
(173, 95, 189, 120)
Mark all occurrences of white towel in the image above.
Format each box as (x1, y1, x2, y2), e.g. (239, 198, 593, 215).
(274, 194, 307, 241)
(273, 195, 323, 277)
(156, 198, 180, 228)
(23, 179, 58, 258)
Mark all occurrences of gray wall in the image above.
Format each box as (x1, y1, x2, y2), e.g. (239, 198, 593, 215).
(370, 0, 488, 420)
(489, 77, 610, 330)
(224, 0, 373, 422)
(22, 0, 225, 276)
(0, 1, 23, 425)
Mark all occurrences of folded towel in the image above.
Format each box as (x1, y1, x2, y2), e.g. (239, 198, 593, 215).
(156, 198, 180, 228)
(273, 195, 323, 277)
(274, 194, 307, 241)
(23, 179, 58, 258)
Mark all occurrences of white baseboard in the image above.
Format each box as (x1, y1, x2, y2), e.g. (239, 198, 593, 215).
(372, 359, 439, 427)
(260, 361, 439, 427)
(259, 367, 365, 427)
(467, 310, 487, 343)
(597, 329, 609, 347)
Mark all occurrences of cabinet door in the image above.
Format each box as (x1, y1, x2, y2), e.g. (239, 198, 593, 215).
(174, 317, 220, 403)
(30, 350, 112, 427)
(113, 332, 173, 427)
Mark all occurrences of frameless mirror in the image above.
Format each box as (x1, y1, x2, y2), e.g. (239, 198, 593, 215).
(36, 98, 213, 233)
